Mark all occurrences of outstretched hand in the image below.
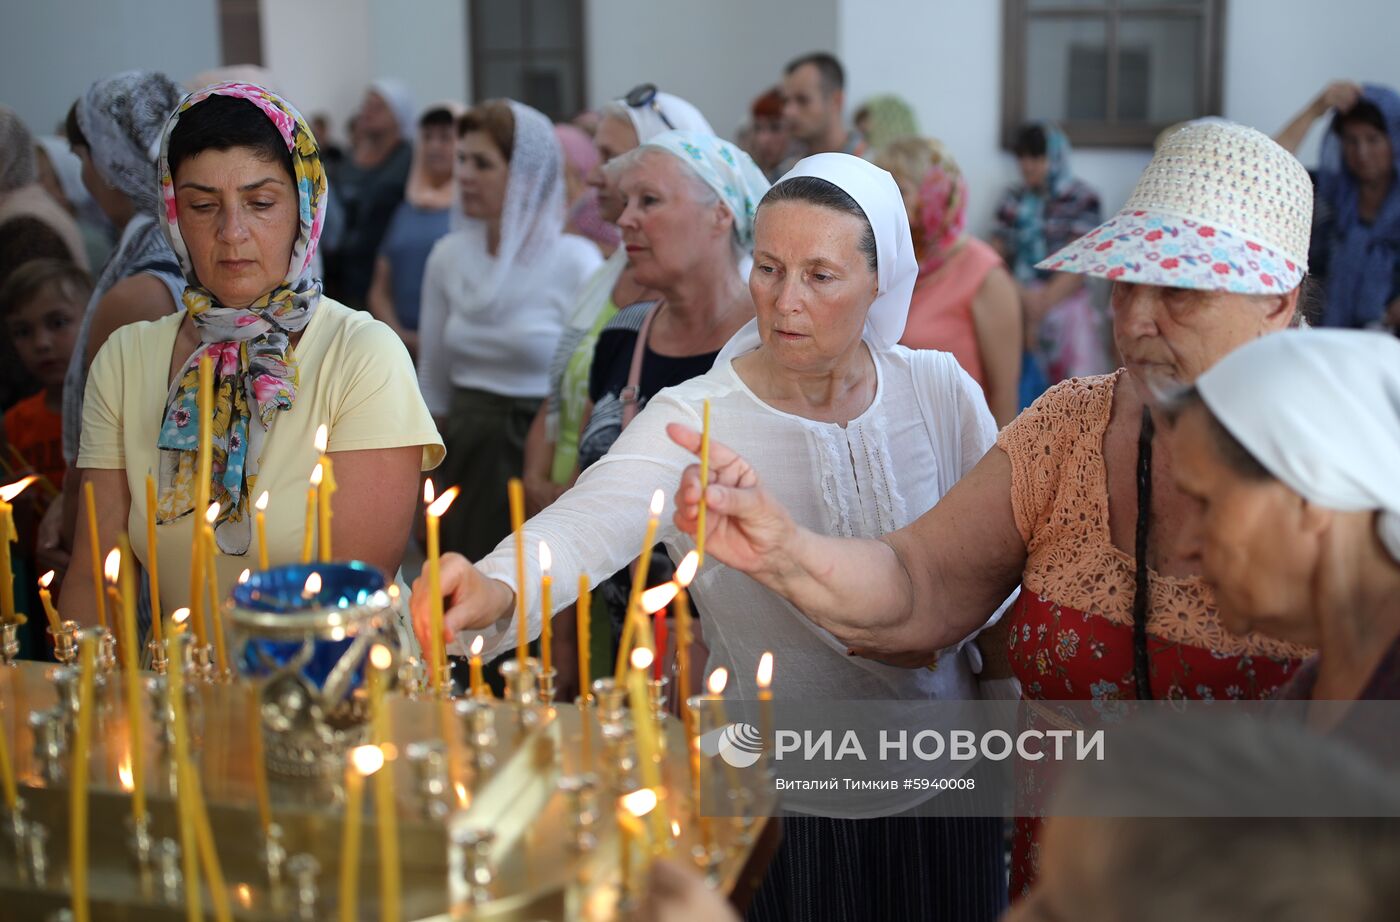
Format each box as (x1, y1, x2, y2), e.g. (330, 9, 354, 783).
(408, 552, 514, 656)
(666, 422, 797, 580)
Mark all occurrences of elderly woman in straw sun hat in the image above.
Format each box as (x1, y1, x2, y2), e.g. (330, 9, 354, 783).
(662, 119, 1319, 896)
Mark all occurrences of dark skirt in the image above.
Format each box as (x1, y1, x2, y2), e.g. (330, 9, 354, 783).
(745, 813, 1006, 922)
(436, 386, 542, 563)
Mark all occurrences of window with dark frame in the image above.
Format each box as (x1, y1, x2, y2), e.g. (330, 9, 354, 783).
(1002, 0, 1225, 149)
(470, 0, 587, 122)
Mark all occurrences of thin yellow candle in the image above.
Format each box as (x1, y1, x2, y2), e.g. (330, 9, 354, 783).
(468, 635, 485, 699)
(104, 549, 123, 658)
(339, 744, 382, 922)
(706, 667, 741, 795)
(369, 646, 401, 922)
(302, 465, 321, 564)
(577, 573, 592, 703)
(69, 633, 97, 922)
(615, 489, 665, 682)
(616, 788, 656, 897)
(508, 477, 527, 668)
(0, 476, 37, 625)
(0, 684, 16, 812)
(247, 684, 271, 836)
(756, 651, 774, 756)
(188, 508, 207, 647)
(538, 540, 553, 675)
(314, 424, 336, 562)
(424, 481, 459, 692)
(697, 399, 711, 564)
(116, 538, 147, 826)
(190, 354, 213, 631)
(627, 647, 669, 848)
(38, 570, 60, 634)
(144, 474, 163, 644)
(166, 627, 203, 922)
(674, 551, 699, 726)
(203, 502, 228, 676)
(82, 479, 106, 628)
(254, 490, 270, 570)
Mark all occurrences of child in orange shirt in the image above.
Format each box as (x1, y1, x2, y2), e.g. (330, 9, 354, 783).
(1, 259, 91, 493)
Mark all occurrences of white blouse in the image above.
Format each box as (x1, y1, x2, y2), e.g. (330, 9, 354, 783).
(416, 229, 602, 411)
(467, 345, 997, 699)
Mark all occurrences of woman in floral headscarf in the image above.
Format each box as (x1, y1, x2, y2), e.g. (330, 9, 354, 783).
(61, 83, 442, 622)
(880, 137, 1022, 426)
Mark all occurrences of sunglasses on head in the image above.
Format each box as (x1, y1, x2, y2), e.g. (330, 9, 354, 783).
(623, 83, 674, 131)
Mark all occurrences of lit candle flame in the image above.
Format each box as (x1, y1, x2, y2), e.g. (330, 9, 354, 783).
(310, 463, 323, 487)
(630, 646, 654, 671)
(470, 635, 484, 656)
(675, 550, 699, 587)
(118, 755, 134, 791)
(369, 644, 393, 671)
(707, 667, 728, 696)
(314, 423, 329, 454)
(303, 572, 321, 597)
(426, 485, 459, 518)
(455, 782, 470, 807)
(539, 540, 551, 572)
(204, 501, 219, 524)
(235, 884, 253, 909)
(423, 478, 435, 505)
(171, 607, 191, 626)
(0, 475, 38, 502)
(757, 651, 774, 690)
(640, 582, 679, 614)
(387, 584, 400, 602)
(237, 569, 251, 585)
(649, 488, 664, 517)
(350, 744, 385, 776)
(39, 570, 55, 589)
(620, 787, 658, 817)
(671, 820, 681, 838)
(255, 491, 269, 512)
(103, 548, 121, 584)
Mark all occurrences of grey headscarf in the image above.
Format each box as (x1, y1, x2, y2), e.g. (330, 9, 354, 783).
(62, 70, 186, 463)
(0, 107, 37, 192)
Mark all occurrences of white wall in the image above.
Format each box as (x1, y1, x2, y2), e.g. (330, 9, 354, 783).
(586, 0, 838, 139)
(1, 0, 219, 137)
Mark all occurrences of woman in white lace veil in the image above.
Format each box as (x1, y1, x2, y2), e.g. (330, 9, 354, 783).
(417, 98, 603, 566)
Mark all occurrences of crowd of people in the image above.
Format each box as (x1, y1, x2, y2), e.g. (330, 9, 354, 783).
(1, 46, 1398, 922)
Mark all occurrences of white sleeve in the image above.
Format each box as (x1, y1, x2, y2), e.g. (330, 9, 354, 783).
(415, 240, 453, 418)
(459, 389, 705, 660)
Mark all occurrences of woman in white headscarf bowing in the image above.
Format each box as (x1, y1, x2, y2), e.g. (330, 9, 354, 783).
(417, 99, 603, 562)
(1169, 329, 1400, 718)
(412, 152, 1007, 919)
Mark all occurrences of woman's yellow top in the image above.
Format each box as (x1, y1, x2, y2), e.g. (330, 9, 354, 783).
(78, 298, 444, 612)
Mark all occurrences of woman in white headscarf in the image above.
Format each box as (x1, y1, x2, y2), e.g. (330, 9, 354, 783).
(522, 86, 717, 515)
(1169, 329, 1400, 712)
(0, 108, 88, 271)
(417, 98, 602, 561)
(412, 152, 1007, 919)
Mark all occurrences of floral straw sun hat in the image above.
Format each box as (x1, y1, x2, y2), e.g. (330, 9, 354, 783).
(1038, 120, 1313, 294)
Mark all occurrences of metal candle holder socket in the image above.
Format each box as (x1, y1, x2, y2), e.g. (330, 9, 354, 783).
(28, 709, 67, 782)
(449, 824, 496, 906)
(49, 620, 78, 665)
(127, 814, 154, 868)
(264, 822, 287, 885)
(22, 818, 49, 887)
(287, 852, 320, 919)
(590, 677, 627, 725)
(0, 621, 19, 665)
(537, 668, 558, 706)
(557, 774, 600, 851)
(227, 562, 400, 778)
(95, 626, 118, 675)
(454, 699, 497, 771)
(155, 838, 182, 903)
(499, 657, 540, 706)
(406, 740, 451, 820)
(146, 638, 168, 675)
(398, 656, 426, 699)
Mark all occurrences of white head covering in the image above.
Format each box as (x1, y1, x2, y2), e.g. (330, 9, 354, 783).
(369, 78, 416, 141)
(617, 90, 715, 143)
(717, 152, 917, 361)
(1196, 329, 1400, 562)
(449, 99, 565, 310)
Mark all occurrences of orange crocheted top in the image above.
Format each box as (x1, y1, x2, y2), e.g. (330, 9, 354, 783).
(996, 371, 1309, 661)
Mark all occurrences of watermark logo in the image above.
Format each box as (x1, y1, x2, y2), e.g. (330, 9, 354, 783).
(699, 722, 764, 768)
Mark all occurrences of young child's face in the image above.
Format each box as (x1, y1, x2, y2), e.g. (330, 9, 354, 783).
(6, 286, 81, 389)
